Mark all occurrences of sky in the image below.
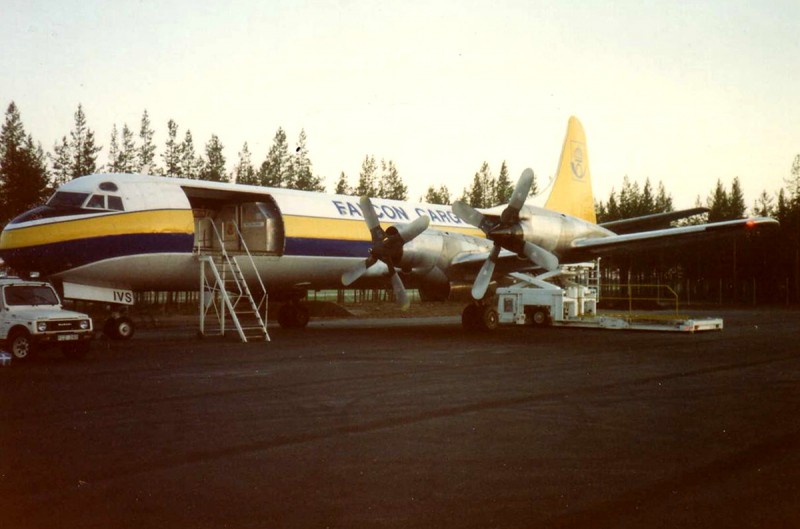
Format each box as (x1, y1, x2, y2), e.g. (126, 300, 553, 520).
(2, 0, 799, 209)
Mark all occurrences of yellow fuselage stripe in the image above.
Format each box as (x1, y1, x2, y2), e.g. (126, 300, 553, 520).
(282, 214, 483, 240)
(0, 210, 194, 250)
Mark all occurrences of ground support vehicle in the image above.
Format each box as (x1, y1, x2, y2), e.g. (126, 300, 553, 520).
(0, 277, 94, 360)
(495, 264, 723, 333)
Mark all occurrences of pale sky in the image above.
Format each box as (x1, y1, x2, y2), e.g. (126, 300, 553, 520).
(2, 0, 799, 209)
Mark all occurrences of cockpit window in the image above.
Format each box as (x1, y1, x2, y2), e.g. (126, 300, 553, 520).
(99, 181, 119, 192)
(47, 191, 90, 208)
(86, 194, 106, 209)
(107, 196, 124, 210)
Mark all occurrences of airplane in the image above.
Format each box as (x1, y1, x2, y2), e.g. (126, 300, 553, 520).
(0, 117, 778, 339)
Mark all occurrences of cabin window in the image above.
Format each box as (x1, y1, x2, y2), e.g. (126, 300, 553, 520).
(48, 191, 89, 208)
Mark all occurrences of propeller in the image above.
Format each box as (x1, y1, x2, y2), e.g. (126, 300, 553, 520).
(341, 196, 430, 310)
(452, 168, 559, 300)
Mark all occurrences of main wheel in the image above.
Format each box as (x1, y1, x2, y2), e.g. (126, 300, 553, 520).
(8, 329, 34, 360)
(104, 317, 135, 340)
(277, 304, 310, 329)
(478, 306, 499, 331)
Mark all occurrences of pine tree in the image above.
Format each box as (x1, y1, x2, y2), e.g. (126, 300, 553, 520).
(422, 185, 451, 205)
(50, 136, 72, 187)
(200, 134, 228, 182)
(640, 178, 655, 214)
(138, 110, 157, 173)
(180, 130, 200, 179)
(234, 142, 258, 185)
(754, 190, 774, 217)
(618, 176, 641, 218)
(495, 161, 513, 204)
(655, 181, 673, 212)
(107, 124, 121, 172)
(0, 102, 50, 224)
(595, 200, 608, 222)
(707, 179, 730, 222)
(355, 155, 378, 197)
(789, 154, 800, 203)
(466, 161, 494, 208)
(378, 159, 406, 199)
(289, 129, 324, 191)
(728, 177, 746, 218)
(161, 119, 181, 177)
(70, 104, 101, 177)
(335, 171, 352, 195)
(259, 127, 289, 187)
(116, 124, 137, 173)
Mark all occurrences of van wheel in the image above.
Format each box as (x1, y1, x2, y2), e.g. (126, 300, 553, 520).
(8, 329, 34, 360)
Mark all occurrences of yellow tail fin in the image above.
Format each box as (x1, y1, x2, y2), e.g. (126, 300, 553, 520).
(544, 116, 596, 223)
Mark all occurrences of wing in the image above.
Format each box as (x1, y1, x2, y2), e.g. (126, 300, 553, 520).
(599, 207, 709, 234)
(571, 217, 779, 256)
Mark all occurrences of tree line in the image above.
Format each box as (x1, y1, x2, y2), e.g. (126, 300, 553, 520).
(3, 100, 800, 304)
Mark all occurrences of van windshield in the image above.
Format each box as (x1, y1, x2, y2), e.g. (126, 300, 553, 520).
(4, 285, 60, 306)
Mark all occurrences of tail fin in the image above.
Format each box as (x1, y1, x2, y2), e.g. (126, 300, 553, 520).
(544, 116, 596, 223)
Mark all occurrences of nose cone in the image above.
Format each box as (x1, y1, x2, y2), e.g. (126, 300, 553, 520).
(0, 208, 48, 275)
(0, 206, 65, 275)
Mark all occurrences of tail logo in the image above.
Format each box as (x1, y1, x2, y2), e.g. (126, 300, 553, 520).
(570, 142, 586, 180)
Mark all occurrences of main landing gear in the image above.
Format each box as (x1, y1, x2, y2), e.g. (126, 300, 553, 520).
(277, 302, 310, 329)
(461, 302, 499, 331)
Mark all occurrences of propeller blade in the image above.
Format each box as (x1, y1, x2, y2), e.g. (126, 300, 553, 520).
(341, 256, 377, 286)
(341, 262, 367, 286)
(523, 242, 559, 271)
(509, 168, 534, 211)
(359, 196, 384, 242)
(390, 272, 410, 310)
(395, 215, 430, 243)
(452, 200, 494, 234)
(471, 244, 502, 300)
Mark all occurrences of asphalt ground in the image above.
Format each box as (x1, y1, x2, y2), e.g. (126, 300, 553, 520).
(2, 307, 800, 529)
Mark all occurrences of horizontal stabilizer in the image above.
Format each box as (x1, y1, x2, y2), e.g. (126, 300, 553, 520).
(600, 207, 709, 234)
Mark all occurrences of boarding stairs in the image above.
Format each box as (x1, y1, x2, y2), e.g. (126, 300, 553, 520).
(197, 220, 270, 342)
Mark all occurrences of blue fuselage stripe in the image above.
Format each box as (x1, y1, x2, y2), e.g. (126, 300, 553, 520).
(284, 237, 370, 258)
(4, 233, 370, 275)
(3, 233, 195, 276)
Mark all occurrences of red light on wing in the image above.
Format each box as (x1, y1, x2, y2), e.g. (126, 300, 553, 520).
(746, 219, 756, 228)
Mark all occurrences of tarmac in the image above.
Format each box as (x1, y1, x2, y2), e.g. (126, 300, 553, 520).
(2, 307, 800, 528)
